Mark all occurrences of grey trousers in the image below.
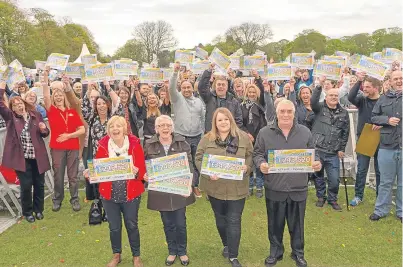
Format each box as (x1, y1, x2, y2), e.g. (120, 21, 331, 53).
(51, 149, 79, 205)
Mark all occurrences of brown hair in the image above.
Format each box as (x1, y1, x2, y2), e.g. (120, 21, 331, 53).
(146, 93, 161, 119)
(9, 96, 35, 112)
(364, 76, 382, 90)
(93, 95, 112, 117)
(212, 76, 228, 91)
(206, 107, 240, 141)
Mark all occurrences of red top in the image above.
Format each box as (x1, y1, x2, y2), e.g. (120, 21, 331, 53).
(47, 105, 83, 150)
(95, 134, 146, 201)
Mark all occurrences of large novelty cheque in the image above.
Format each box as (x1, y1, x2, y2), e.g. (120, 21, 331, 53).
(146, 153, 192, 196)
(46, 53, 70, 70)
(65, 63, 85, 79)
(175, 50, 195, 64)
(81, 54, 97, 65)
(267, 149, 315, 173)
(291, 53, 314, 69)
(313, 61, 342, 81)
(87, 156, 135, 184)
(241, 55, 266, 71)
(209, 47, 231, 71)
(381, 48, 402, 64)
(84, 63, 114, 82)
(323, 55, 346, 66)
(140, 68, 164, 84)
(113, 60, 138, 76)
(356, 56, 389, 80)
(191, 61, 210, 74)
(267, 63, 292, 81)
(201, 154, 245, 180)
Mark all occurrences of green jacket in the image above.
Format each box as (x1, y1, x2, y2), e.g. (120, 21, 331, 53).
(195, 131, 253, 200)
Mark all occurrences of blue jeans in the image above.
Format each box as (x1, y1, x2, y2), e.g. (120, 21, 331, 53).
(184, 134, 202, 187)
(160, 208, 187, 256)
(374, 149, 402, 218)
(313, 151, 340, 203)
(249, 167, 264, 189)
(354, 151, 380, 200)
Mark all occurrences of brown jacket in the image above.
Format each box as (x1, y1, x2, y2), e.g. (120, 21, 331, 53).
(195, 131, 253, 200)
(144, 134, 196, 211)
(0, 89, 51, 174)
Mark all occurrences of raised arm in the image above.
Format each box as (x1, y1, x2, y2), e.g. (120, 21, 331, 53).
(252, 69, 265, 107)
(42, 68, 52, 111)
(169, 63, 182, 103)
(198, 65, 214, 103)
(311, 77, 325, 114)
(348, 72, 366, 107)
(0, 82, 13, 121)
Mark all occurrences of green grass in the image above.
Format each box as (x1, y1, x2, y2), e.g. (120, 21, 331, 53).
(0, 188, 401, 267)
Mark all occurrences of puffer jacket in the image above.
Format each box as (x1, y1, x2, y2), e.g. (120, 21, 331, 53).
(310, 86, 350, 154)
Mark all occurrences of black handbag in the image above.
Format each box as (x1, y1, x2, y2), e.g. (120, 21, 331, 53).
(89, 198, 103, 225)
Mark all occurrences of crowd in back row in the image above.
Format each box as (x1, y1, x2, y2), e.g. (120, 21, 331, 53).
(0, 60, 401, 267)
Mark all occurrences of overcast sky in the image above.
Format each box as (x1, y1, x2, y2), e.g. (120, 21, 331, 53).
(18, 0, 402, 55)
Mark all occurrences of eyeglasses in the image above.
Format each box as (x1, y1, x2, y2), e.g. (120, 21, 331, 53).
(157, 124, 173, 128)
(278, 109, 294, 115)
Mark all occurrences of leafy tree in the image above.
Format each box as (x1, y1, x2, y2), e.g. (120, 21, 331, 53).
(112, 39, 146, 63)
(226, 22, 272, 54)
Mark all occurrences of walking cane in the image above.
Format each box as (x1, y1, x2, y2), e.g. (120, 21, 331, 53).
(341, 158, 350, 211)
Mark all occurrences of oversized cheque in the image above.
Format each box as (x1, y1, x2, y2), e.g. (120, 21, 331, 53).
(87, 156, 135, 184)
(200, 154, 245, 180)
(267, 149, 315, 173)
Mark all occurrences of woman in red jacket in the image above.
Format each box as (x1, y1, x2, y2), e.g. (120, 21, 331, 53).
(93, 115, 146, 267)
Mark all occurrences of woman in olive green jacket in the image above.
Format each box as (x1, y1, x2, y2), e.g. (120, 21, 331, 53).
(195, 107, 253, 267)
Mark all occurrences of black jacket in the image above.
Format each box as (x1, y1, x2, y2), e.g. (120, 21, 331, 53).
(311, 86, 350, 154)
(289, 91, 315, 131)
(198, 69, 244, 132)
(371, 90, 402, 149)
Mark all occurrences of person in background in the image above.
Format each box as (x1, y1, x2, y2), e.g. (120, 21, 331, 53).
(144, 115, 195, 266)
(91, 116, 146, 267)
(170, 62, 205, 197)
(369, 70, 402, 223)
(195, 108, 252, 267)
(73, 82, 83, 99)
(253, 99, 321, 267)
(198, 63, 244, 132)
(23, 90, 47, 118)
(9, 82, 29, 98)
(0, 81, 51, 223)
(42, 68, 85, 212)
(294, 69, 313, 95)
(118, 84, 140, 138)
(348, 72, 381, 206)
(319, 79, 336, 102)
(289, 85, 315, 130)
(231, 77, 246, 102)
(240, 70, 266, 198)
(139, 93, 162, 145)
(311, 76, 350, 211)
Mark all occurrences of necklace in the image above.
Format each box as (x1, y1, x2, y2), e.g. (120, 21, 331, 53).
(59, 109, 69, 132)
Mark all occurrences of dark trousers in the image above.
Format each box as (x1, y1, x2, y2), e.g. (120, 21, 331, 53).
(209, 196, 246, 258)
(355, 151, 380, 199)
(266, 197, 306, 258)
(102, 197, 141, 256)
(160, 208, 187, 256)
(183, 134, 202, 187)
(15, 159, 45, 216)
(314, 151, 340, 203)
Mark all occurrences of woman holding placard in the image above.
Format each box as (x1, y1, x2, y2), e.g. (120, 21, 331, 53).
(195, 108, 253, 267)
(143, 115, 195, 266)
(92, 116, 146, 267)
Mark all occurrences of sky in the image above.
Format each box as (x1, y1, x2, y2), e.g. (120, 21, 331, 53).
(18, 0, 403, 55)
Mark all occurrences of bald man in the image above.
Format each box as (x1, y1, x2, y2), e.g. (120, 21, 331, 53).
(310, 77, 350, 211)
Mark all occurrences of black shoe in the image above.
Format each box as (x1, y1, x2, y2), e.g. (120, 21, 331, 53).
(315, 198, 325, 207)
(264, 255, 283, 267)
(291, 254, 307, 267)
(180, 256, 189, 266)
(256, 189, 263, 198)
(165, 255, 176, 266)
(369, 213, 382, 221)
(72, 200, 81, 212)
(25, 215, 35, 223)
(222, 246, 229, 258)
(102, 210, 108, 222)
(52, 203, 61, 212)
(330, 202, 342, 211)
(229, 258, 242, 267)
(399, 217, 402, 223)
(35, 212, 44, 220)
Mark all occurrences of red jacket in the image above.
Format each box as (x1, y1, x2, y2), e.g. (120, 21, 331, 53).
(95, 134, 146, 201)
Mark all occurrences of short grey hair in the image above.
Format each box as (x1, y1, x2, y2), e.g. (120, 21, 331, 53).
(275, 99, 296, 114)
(155, 115, 175, 133)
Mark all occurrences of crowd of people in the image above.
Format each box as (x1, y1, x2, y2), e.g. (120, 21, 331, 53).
(0, 56, 401, 267)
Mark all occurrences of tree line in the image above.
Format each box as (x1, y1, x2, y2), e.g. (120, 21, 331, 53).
(1, 1, 402, 68)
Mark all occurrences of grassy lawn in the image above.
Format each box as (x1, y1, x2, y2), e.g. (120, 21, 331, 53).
(0, 188, 401, 267)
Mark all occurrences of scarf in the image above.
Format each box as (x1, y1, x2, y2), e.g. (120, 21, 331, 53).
(215, 135, 239, 155)
(108, 136, 130, 158)
(244, 99, 255, 125)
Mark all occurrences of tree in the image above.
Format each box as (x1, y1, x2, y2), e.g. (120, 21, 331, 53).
(64, 23, 100, 59)
(226, 22, 273, 54)
(261, 39, 290, 61)
(284, 30, 327, 58)
(112, 39, 146, 63)
(133, 20, 178, 63)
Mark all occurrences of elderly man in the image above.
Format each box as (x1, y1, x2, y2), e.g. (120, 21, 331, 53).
(311, 77, 350, 211)
(253, 99, 321, 267)
(198, 63, 244, 132)
(370, 70, 402, 222)
(169, 62, 206, 197)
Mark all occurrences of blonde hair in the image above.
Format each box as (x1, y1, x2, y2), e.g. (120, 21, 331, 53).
(51, 88, 71, 109)
(23, 89, 38, 104)
(155, 115, 175, 133)
(147, 93, 161, 119)
(207, 108, 240, 141)
(106, 115, 128, 136)
(244, 84, 261, 101)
